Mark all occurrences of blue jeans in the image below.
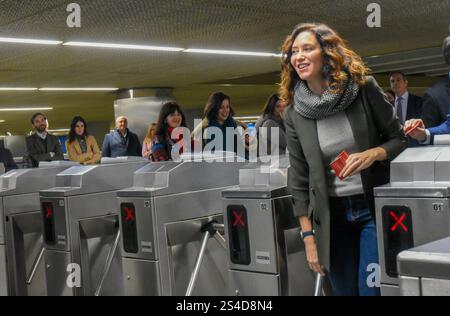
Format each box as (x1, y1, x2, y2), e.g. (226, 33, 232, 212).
(328, 194, 380, 296)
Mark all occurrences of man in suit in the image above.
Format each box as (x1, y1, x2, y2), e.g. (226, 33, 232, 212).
(421, 36, 450, 128)
(26, 112, 64, 167)
(389, 71, 423, 146)
(102, 116, 141, 158)
(405, 109, 450, 145)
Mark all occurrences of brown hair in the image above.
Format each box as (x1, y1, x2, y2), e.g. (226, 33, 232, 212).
(279, 23, 369, 105)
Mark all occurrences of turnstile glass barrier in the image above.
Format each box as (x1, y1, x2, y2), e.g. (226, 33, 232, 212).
(117, 152, 246, 296)
(374, 146, 450, 295)
(222, 155, 314, 296)
(40, 157, 148, 296)
(398, 237, 450, 296)
(0, 161, 77, 296)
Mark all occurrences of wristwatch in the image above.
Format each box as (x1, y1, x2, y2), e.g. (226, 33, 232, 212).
(300, 230, 315, 240)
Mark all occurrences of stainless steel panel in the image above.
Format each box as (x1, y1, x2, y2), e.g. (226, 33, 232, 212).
(399, 276, 421, 296)
(41, 197, 69, 252)
(42, 160, 148, 296)
(375, 197, 450, 286)
(224, 198, 279, 274)
(0, 202, 4, 244)
(389, 147, 444, 182)
(421, 278, 450, 296)
(122, 258, 161, 296)
(119, 198, 157, 260)
(165, 216, 228, 296)
(229, 270, 281, 296)
(0, 245, 7, 296)
(5, 211, 46, 296)
(78, 215, 123, 296)
(45, 250, 74, 296)
(381, 284, 400, 296)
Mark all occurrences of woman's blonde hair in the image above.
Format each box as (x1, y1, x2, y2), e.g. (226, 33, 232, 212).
(279, 23, 369, 105)
(144, 122, 157, 145)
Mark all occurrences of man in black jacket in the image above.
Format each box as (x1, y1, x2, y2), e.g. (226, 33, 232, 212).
(26, 112, 64, 167)
(422, 36, 450, 128)
(389, 71, 423, 146)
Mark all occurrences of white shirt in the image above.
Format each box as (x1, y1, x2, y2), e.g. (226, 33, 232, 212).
(394, 91, 409, 123)
(36, 131, 48, 140)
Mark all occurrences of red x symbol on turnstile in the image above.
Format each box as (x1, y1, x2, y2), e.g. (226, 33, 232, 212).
(232, 211, 245, 227)
(124, 207, 134, 222)
(45, 206, 53, 219)
(390, 211, 408, 232)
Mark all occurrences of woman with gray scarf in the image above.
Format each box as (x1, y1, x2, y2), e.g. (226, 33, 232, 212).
(280, 23, 407, 296)
(255, 94, 287, 156)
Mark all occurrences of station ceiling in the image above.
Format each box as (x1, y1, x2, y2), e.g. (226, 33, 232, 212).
(0, 0, 448, 134)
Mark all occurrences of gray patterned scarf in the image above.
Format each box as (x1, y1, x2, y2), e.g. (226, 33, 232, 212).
(293, 77, 360, 120)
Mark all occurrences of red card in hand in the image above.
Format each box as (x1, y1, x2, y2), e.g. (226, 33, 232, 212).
(404, 121, 421, 135)
(330, 151, 349, 180)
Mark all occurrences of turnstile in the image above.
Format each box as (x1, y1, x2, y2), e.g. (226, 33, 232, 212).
(222, 156, 314, 296)
(117, 152, 245, 296)
(40, 157, 148, 296)
(398, 237, 450, 296)
(0, 161, 77, 296)
(374, 146, 450, 295)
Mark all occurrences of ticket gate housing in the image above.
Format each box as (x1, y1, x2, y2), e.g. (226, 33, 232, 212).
(374, 147, 450, 295)
(398, 237, 450, 296)
(0, 161, 76, 296)
(222, 156, 314, 296)
(117, 153, 245, 296)
(40, 157, 148, 296)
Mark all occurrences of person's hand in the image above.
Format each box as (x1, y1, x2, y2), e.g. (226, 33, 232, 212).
(339, 147, 386, 179)
(304, 237, 325, 276)
(404, 119, 427, 142)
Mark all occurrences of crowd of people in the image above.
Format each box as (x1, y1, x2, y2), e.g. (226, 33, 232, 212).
(1, 22, 449, 297)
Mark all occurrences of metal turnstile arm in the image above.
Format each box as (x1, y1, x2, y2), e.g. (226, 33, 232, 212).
(213, 231, 226, 250)
(94, 229, 121, 296)
(26, 247, 45, 285)
(185, 221, 225, 296)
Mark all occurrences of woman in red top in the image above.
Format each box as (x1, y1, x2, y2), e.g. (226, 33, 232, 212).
(151, 102, 189, 161)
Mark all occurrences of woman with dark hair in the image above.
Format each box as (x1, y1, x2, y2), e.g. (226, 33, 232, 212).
(66, 116, 101, 165)
(202, 92, 244, 155)
(280, 23, 407, 296)
(255, 93, 287, 155)
(151, 102, 188, 161)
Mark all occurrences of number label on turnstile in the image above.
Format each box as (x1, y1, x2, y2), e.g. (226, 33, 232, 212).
(42, 202, 56, 245)
(121, 203, 139, 253)
(382, 205, 414, 278)
(227, 205, 251, 265)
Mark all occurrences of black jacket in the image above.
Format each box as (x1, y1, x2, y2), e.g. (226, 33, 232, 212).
(0, 148, 18, 172)
(422, 77, 450, 128)
(26, 133, 64, 168)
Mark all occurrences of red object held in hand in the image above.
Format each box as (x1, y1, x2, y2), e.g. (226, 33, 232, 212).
(330, 151, 349, 180)
(404, 121, 421, 135)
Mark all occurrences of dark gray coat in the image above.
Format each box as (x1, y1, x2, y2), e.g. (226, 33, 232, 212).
(26, 133, 64, 168)
(284, 76, 407, 270)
